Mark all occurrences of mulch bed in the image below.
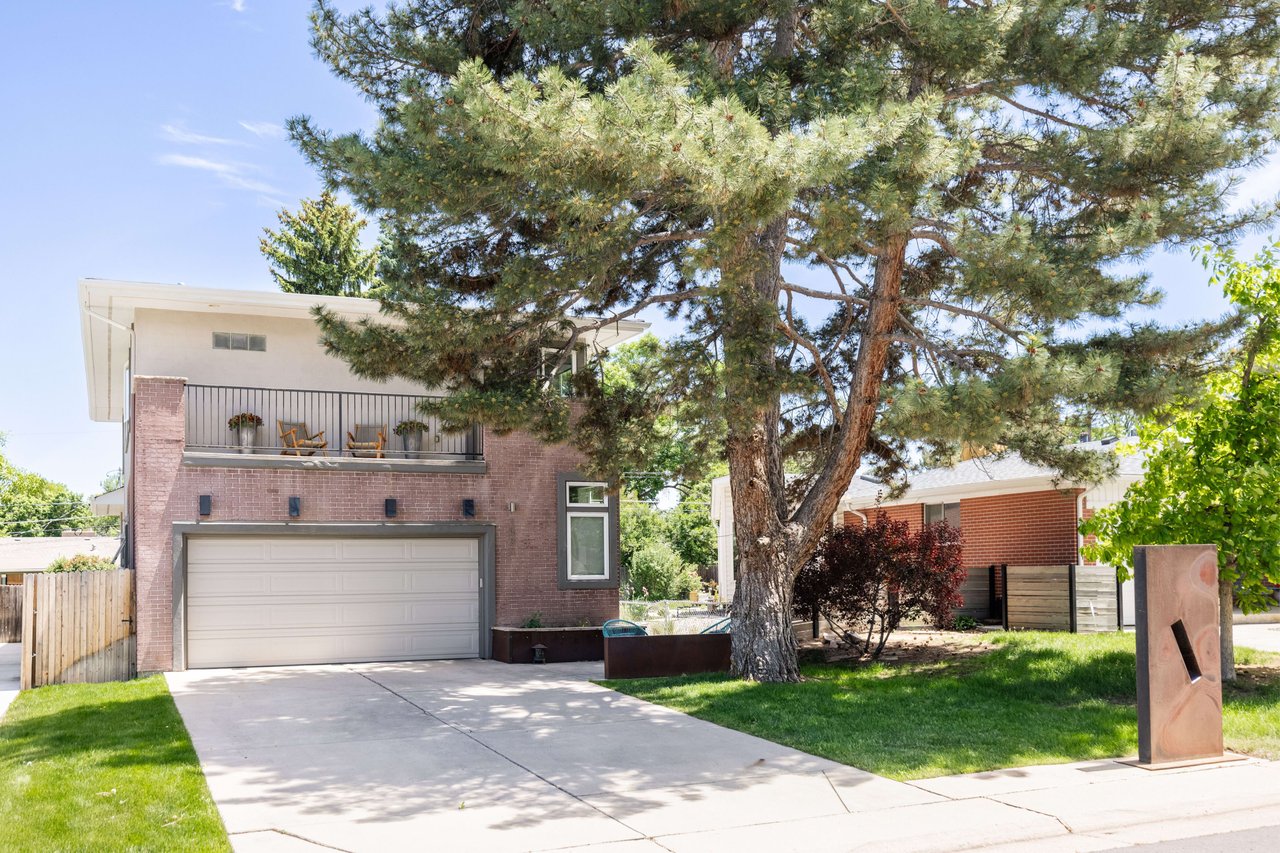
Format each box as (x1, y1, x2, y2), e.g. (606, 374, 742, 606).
(800, 628, 999, 666)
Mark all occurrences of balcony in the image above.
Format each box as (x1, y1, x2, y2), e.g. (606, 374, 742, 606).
(183, 384, 485, 472)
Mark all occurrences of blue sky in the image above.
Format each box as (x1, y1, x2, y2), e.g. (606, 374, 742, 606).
(0, 1, 1277, 498)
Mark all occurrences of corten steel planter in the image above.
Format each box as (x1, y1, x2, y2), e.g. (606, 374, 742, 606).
(491, 626, 603, 663)
(603, 633, 731, 679)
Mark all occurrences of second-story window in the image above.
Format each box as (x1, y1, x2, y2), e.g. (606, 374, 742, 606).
(213, 332, 267, 352)
(540, 347, 578, 396)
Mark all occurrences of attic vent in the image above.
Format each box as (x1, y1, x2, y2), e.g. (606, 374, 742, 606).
(213, 332, 266, 352)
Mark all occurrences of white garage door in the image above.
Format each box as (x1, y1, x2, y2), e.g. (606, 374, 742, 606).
(185, 535, 481, 668)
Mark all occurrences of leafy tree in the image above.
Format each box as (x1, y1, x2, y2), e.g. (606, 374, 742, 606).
(605, 335, 725, 501)
(0, 450, 96, 537)
(261, 191, 379, 296)
(620, 489, 668, 573)
(795, 513, 964, 658)
(666, 480, 719, 569)
(624, 540, 702, 601)
(293, 1, 1280, 680)
(1084, 244, 1280, 680)
(47, 554, 117, 573)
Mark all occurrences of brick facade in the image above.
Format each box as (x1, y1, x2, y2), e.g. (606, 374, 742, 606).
(130, 375, 617, 672)
(844, 488, 1083, 569)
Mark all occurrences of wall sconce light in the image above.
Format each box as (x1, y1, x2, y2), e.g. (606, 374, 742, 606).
(198, 495, 212, 517)
(385, 498, 398, 518)
(507, 501, 517, 513)
(288, 496, 301, 518)
(462, 499, 476, 518)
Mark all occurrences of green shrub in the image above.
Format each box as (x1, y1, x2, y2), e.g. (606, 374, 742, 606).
(520, 612, 544, 629)
(46, 554, 117, 573)
(624, 541, 700, 601)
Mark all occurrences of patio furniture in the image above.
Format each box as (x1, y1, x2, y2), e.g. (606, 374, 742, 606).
(346, 424, 386, 459)
(700, 617, 732, 635)
(602, 619, 648, 638)
(278, 420, 328, 456)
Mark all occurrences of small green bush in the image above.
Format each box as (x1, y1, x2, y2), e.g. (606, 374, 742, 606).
(952, 615, 982, 631)
(520, 612, 544, 629)
(624, 541, 700, 601)
(46, 554, 117, 573)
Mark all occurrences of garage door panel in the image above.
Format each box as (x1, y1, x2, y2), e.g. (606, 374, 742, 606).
(339, 540, 412, 561)
(408, 539, 478, 561)
(186, 535, 481, 668)
(265, 540, 343, 562)
(186, 629, 479, 669)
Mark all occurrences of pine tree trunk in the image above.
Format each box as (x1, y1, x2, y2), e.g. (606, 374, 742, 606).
(730, 544, 800, 681)
(1219, 575, 1236, 681)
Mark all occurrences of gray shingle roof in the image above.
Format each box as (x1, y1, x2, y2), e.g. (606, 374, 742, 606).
(844, 440, 1143, 503)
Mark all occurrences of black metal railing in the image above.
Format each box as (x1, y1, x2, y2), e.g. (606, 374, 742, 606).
(184, 384, 483, 462)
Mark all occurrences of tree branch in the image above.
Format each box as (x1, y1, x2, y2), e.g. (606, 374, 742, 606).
(903, 297, 1026, 341)
(777, 319, 844, 423)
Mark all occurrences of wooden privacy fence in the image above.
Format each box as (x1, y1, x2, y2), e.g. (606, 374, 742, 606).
(20, 569, 136, 689)
(1, 585, 21, 643)
(1002, 565, 1120, 633)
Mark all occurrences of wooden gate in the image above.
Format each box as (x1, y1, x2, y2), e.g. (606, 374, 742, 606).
(0, 585, 21, 643)
(20, 569, 136, 689)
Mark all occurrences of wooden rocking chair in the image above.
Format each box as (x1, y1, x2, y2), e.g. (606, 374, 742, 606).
(346, 424, 386, 459)
(278, 420, 328, 456)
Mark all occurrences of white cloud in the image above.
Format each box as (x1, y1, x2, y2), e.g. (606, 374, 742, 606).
(229, 0, 247, 11)
(238, 120, 286, 139)
(161, 122, 241, 146)
(157, 153, 284, 198)
(158, 153, 238, 174)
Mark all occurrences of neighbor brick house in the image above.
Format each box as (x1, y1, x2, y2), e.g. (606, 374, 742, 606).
(710, 443, 1143, 623)
(80, 279, 645, 672)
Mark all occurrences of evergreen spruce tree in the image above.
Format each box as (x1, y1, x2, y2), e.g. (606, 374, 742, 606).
(291, 1, 1280, 681)
(261, 190, 378, 296)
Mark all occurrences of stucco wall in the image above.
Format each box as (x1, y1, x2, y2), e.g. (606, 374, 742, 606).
(131, 308, 435, 395)
(130, 375, 617, 672)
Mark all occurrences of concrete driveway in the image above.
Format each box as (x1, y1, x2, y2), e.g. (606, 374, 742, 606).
(1237, 623, 1280, 653)
(167, 659, 960, 852)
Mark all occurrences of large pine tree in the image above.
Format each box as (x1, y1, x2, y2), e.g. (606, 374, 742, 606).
(291, 1, 1280, 681)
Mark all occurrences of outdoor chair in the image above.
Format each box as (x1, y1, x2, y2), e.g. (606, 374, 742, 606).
(602, 619, 648, 638)
(346, 424, 386, 459)
(700, 617, 732, 635)
(278, 420, 328, 456)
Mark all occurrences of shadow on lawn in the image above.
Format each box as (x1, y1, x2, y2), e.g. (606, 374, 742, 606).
(613, 637, 1145, 779)
(0, 684, 199, 772)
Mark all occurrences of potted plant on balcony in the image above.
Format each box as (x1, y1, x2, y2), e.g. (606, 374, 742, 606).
(227, 412, 263, 454)
(394, 419, 429, 457)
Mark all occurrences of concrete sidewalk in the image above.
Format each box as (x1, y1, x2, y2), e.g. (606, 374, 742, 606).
(167, 660, 1280, 853)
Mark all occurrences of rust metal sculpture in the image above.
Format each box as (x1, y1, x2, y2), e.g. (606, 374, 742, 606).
(1131, 544, 1237, 768)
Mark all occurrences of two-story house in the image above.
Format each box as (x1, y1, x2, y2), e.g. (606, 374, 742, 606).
(79, 279, 646, 672)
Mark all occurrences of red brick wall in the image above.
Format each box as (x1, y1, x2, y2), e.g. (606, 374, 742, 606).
(130, 376, 617, 672)
(845, 489, 1082, 569)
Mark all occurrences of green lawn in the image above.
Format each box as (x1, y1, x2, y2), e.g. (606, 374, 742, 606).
(0, 675, 229, 852)
(603, 632, 1280, 781)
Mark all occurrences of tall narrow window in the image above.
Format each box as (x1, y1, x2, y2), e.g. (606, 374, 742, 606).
(558, 474, 616, 589)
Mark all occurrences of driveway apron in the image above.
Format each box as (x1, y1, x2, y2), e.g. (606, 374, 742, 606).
(167, 659, 940, 852)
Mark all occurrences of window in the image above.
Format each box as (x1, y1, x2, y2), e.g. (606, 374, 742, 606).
(567, 513, 608, 578)
(557, 474, 616, 589)
(213, 332, 267, 352)
(567, 482, 607, 506)
(924, 502, 961, 528)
